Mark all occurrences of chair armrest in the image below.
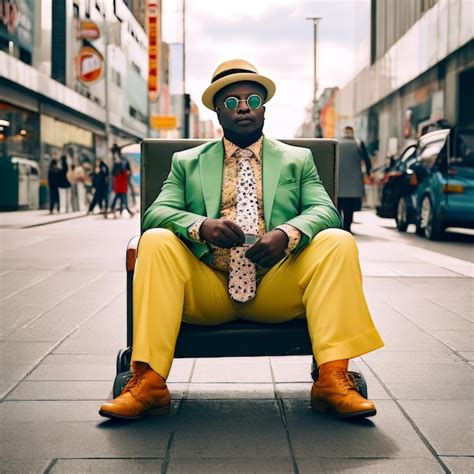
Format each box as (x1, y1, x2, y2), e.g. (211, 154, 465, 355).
(126, 235, 140, 272)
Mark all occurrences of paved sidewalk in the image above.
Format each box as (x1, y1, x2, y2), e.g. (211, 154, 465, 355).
(1, 211, 473, 473)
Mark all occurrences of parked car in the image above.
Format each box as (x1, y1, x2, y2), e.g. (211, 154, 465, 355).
(415, 128, 474, 240)
(376, 144, 417, 222)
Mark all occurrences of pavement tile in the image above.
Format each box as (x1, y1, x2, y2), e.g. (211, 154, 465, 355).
(271, 357, 313, 383)
(349, 360, 391, 400)
(276, 383, 312, 399)
(170, 400, 290, 459)
(2, 459, 52, 474)
(0, 269, 54, 300)
(0, 341, 56, 366)
(429, 330, 474, 352)
(440, 456, 474, 473)
(0, 270, 100, 337)
(42, 354, 113, 365)
(283, 399, 433, 459)
(459, 352, 474, 363)
(167, 458, 294, 473)
(402, 400, 474, 456)
(53, 330, 124, 355)
(366, 363, 474, 400)
(393, 301, 474, 331)
(386, 262, 463, 278)
(25, 364, 115, 381)
(362, 350, 464, 365)
(5, 276, 123, 342)
(168, 382, 189, 399)
(50, 459, 164, 473)
(6, 380, 113, 400)
(2, 414, 176, 460)
(191, 357, 272, 383)
(167, 358, 194, 383)
(0, 365, 33, 399)
(297, 457, 444, 473)
(187, 383, 274, 399)
(379, 330, 450, 352)
(49, 458, 163, 474)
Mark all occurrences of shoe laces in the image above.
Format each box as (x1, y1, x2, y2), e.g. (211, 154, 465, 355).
(124, 368, 146, 393)
(333, 370, 356, 391)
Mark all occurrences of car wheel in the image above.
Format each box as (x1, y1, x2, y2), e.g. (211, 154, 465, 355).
(395, 197, 409, 232)
(420, 195, 444, 240)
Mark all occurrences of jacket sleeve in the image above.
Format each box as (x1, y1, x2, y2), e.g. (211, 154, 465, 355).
(141, 154, 205, 240)
(284, 149, 342, 251)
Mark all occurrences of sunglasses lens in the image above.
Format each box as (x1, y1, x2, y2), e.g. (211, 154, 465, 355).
(248, 95, 262, 109)
(224, 97, 238, 110)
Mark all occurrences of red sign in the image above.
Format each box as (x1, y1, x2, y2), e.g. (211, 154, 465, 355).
(77, 19, 101, 40)
(147, 1, 159, 101)
(76, 46, 104, 84)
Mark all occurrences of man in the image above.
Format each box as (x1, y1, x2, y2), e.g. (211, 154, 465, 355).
(338, 126, 372, 232)
(99, 60, 384, 420)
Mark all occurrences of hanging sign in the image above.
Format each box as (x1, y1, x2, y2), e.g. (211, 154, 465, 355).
(150, 115, 177, 130)
(147, 0, 159, 101)
(76, 46, 104, 84)
(77, 19, 101, 40)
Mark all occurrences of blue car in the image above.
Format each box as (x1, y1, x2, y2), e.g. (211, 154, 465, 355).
(415, 128, 474, 240)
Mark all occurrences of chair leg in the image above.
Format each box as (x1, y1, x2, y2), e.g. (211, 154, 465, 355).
(311, 356, 319, 382)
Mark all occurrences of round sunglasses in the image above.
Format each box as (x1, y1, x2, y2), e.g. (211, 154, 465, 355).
(223, 94, 263, 111)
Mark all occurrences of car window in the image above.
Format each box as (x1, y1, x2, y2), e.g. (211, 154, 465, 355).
(451, 133, 474, 167)
(418, 139, 446, 170)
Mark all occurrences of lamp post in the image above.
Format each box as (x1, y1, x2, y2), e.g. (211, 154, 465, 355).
(305, 16, 322, 137)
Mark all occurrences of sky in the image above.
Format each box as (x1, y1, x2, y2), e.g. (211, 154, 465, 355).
(163, 0, 371, 137)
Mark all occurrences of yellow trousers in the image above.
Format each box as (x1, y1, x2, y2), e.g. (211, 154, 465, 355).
(132, 228, 384, 378)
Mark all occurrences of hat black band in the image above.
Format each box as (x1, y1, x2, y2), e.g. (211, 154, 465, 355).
(211, 68, 256, 83)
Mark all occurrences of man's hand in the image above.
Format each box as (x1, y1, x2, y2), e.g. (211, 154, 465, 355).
(200, 218, 245, 248)
(245, 230, 289, 268)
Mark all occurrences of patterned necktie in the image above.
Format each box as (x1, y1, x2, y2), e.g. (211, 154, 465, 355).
(228, 148, 258, 303)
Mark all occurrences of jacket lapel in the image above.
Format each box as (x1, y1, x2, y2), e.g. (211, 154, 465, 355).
(199, 140, 224, 218)
(262, 137, 282, 229)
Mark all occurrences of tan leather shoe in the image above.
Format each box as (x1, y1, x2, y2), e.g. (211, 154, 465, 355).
(311, 360, 376, 418)
(99, 362, 171, 420)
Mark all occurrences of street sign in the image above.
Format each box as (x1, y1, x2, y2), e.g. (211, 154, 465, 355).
(76, 46, 104, 84)
(150, 115, 177, 130)
(77, 19, 101, 40)
(147, 1, 160, 101)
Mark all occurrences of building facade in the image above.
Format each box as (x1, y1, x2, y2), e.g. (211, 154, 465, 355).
(0, 0, 149, 209)
(336, 0, 474, 167)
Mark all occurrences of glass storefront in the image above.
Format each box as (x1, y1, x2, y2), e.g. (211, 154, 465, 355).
(0, 102, 40, 160)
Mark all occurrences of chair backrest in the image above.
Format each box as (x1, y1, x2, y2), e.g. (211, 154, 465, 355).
(140, 138, 338, 222)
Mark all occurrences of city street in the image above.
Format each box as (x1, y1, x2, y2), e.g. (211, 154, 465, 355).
(1, 210, 472, 473)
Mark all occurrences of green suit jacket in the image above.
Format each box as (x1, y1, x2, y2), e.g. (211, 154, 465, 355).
(142, 137, 341, 263)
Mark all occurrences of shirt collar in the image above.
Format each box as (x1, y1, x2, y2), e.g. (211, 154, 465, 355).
(223, 136, 263, 162)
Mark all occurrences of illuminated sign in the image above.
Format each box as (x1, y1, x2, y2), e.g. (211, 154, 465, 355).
(76, 46, 104, 84)
(147, 0, 159, 101)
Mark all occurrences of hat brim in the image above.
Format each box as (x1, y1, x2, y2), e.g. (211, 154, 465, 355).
(201, 73, 276, 111)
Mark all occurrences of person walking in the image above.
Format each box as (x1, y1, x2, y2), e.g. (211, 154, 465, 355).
(337, 126, 372, 232)
(109, 161, 134, 218)
(87, 161, 109, 217)
(57, 155, 71, 213)
(99, 59, 383, 421)
(47, 159, 60, 214)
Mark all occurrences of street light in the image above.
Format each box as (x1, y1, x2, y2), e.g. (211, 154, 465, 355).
(306, 16, 322, 137)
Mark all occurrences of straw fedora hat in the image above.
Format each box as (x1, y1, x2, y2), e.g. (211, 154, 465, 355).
(202, 59, 276, 111)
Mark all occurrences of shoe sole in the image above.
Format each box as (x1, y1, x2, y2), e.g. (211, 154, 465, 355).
(311, 399, 377, 419)
(99, 404, 171, 420)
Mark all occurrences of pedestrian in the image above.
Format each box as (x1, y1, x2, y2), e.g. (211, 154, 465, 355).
(73, 161, 87, 211)
(69, 163, 79, 212)
(87, 161, 109, 217)
(57, 155, 71, 213)
(337, 126, 372, 232)
(47, 159, 60, 214)
(99, 59, 383, 421)
(109, 161, 134, 218)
